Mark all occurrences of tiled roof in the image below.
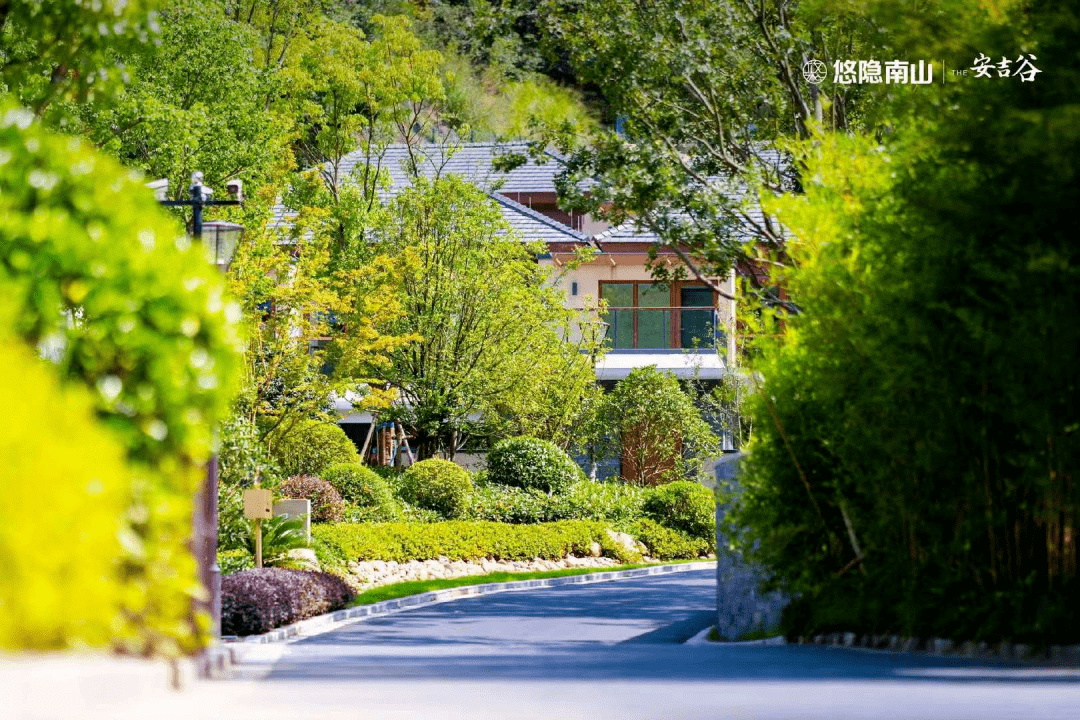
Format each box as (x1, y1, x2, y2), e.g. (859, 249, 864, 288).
(489, 192, 588, 243)
(270, 142, 578, 244)
(335, 142, 565, 194)
(589, 153, 789, 245)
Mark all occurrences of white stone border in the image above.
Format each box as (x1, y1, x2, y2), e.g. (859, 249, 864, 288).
(226, 561, 717, 649)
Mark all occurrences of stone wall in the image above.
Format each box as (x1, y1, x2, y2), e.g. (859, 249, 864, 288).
(714, 453, 789, 640)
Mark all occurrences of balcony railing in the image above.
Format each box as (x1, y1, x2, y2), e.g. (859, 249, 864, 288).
(601, 307, 723, 351)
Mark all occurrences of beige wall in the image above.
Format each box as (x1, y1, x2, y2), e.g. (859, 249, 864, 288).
(542, 251, 737, 361)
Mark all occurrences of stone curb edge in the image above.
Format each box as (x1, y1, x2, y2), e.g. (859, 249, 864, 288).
(795, 631, 1080, 666)
(684, 625, 786, 647)
(203, 560, 717, 673)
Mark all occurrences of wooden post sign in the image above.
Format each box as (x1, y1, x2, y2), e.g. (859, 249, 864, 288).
(243, 488, 273, 520)
(243, 488, 273, 569)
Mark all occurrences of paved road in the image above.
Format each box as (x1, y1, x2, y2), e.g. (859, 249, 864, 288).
(160, 567, 1080, 719)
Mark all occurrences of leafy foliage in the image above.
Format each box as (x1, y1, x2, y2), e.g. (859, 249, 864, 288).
(246, 515, 309, 567)
(270, 421, 360, 477)
(399, 459, 474, 519)
(279, 475, 346, 524)
(630, 519, 713, 560)
(643, 481, 716, 542)
(371, 176, 600, 458)
(322, 463, 396, 508)
(466, 483, 556, 524)
(593, 367, 719, 486)
(0, 0, 163, 113)
(0, 319, 138, 650)
(221, 568, 355, 636)
(0, 101, 242, 654)
(537, 0, 876, 288)
(218, 548, 255, 576)
(467, 477, 648, 528)
(77, 0, 289, 204)
(313, 520, 637, 565)
(487, 437, 584, 495)
(732, 0, 1080, 644)
(218, 413, 283, 551)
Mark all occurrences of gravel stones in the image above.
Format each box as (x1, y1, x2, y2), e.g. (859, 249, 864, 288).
(344, 555, 622, 591)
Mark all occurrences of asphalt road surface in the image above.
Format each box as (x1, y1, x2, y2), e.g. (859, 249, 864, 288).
(119, 567, 1080, 719)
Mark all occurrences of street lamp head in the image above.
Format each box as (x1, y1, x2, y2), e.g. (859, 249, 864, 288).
(191, 171, 204, 187)
(226, 179, 243, 202)
(201, 220, 244, 269)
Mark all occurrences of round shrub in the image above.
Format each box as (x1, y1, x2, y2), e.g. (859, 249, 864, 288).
(279, 475, 345, 523)
(221, 568, 355, 636)
(321, 463, 395, 508)
(271, 421, 360, 477)
(643, 481, 716, 541)
(399, 459, 473, 519)
(487, 437, 584, 495)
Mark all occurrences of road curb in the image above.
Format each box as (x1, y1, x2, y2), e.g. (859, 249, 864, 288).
(685, 625, 787, 646)
(225, 561, 717, 655)
(798, 632, 1080, 666)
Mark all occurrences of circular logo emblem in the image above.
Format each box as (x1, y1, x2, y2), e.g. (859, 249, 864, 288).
(802, 59, 827, 84)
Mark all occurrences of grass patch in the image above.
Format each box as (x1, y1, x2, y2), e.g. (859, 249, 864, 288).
(350, 558, 711, 606)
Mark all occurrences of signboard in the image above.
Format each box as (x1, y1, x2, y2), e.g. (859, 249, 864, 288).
(243, 488, 273, 520)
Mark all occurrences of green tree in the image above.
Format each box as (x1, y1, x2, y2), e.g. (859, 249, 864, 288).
(594, 366, 719, 487)
(370, 175, 598, 459)
(0, 0, 162, 113)
(535, 0, 877, 292)
(226, 188, 410, 447)
(77, 0, 290, 204)
(734, 0, 1080, 643)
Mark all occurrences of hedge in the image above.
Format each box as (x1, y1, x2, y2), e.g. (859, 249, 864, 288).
(221, 568, 354, 636)
(630, 519, 714, 559)
(313, 520, 637, 566)
(643, 481, 716, 541)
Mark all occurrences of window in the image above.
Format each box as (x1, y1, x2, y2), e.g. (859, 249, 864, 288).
(600, 282, 718, 350)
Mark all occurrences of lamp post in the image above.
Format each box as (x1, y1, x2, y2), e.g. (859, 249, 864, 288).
(156, 172, 243, 638)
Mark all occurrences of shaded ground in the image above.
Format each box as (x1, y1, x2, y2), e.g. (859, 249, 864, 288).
(181, 568, 1080, 719)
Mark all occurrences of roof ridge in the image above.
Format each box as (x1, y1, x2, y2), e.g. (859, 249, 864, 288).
(589, 218, 647, 242)
(488, 191, 587, 241)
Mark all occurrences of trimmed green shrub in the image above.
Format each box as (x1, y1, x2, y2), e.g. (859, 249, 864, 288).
(467, 477, 649, 527)
(322, 463, 395, 508)
(221, 568, 354, 636)
(643, 481, 716, 541)
(630, 519, 713, 560)
(467, 483, 555, 524)
(279, 475, 345, 523)
(271, 421, 360, 477)
(313, 520, 638, 565)
(219, 549, 255, 576)
(487, 436, 584, 494)
(551, 480, 649, 528)
(399, 459, 473, 519)
(343, 501, 403, 523)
